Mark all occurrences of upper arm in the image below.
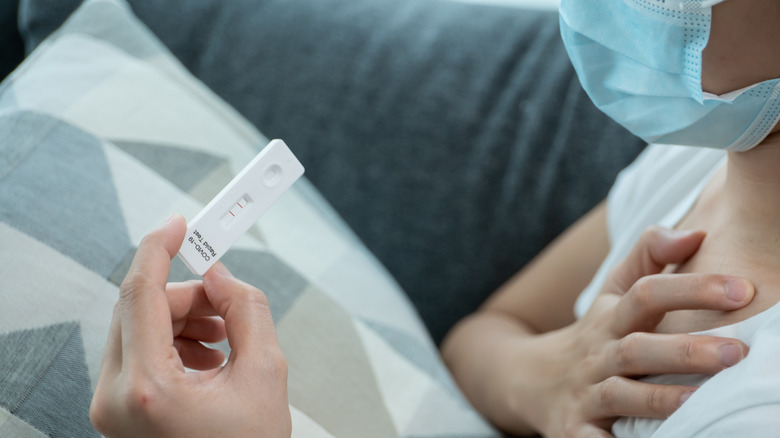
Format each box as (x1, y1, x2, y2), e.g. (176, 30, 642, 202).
(481, 200, 610, 333)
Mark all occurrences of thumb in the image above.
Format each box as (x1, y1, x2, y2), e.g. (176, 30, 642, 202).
(117, 213, 187, 363)
(606, 227, 705, 296)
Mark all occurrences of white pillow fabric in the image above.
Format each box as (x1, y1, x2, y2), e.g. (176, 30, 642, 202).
(0, 0, 496, 436)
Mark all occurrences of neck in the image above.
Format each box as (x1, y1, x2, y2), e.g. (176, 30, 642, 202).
(718, 131, 780, 255)
(658, 130, 780, 333)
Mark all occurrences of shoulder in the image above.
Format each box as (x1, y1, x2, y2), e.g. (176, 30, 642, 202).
(574, 144, 725, 317)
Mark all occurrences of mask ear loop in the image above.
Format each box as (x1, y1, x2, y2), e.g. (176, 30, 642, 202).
(699, 0, 727, 7)
(702, 83, 763, 102)
(728, 81, 780, 152)
(671, 0, 725, 10)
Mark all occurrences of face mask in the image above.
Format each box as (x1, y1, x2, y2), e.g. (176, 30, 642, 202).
(559, 0, 780, 151)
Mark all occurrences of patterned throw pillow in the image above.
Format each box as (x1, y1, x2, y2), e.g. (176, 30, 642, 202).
(0, 0, 496, 436)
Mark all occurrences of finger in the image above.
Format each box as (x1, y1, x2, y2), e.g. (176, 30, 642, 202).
(605, 227, 706, 297)
(172, 316, 227, 343)
(586, 376, 697, 420)
(118, 214, 187, 363)
(95, 304, 123, 383)
(167, 281, 219, 320)
(604, 332, 749, 378)
(173, 338, 226, 370)
(612, 273, 754, 334)
(202, 262, 282, 368)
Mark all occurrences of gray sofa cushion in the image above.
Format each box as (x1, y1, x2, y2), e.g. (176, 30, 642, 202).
(0, 1, 23, 81)
(20, 0, 645, 343)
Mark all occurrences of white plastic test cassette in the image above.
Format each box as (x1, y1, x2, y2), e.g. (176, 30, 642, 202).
(177, 139, 304, 275)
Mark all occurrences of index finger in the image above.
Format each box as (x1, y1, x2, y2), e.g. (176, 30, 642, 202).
(118, 214, 187, 364)
(604, 227, 705, 297)
(202, 262, 282, 366)
(612, 273, 754, 334)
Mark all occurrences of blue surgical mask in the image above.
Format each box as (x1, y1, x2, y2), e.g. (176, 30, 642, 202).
(559, 0, 780, 151)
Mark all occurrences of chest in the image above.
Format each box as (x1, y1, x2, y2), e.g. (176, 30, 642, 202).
(655, 167, 780, 334)
(656, 252, 780, 334)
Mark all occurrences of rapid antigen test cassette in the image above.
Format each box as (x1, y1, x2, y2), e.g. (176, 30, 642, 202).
(177, 139, 304, 275)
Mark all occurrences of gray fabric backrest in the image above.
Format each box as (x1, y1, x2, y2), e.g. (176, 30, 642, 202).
(19, 0, 645, 343)
(0, 1, 24, 81)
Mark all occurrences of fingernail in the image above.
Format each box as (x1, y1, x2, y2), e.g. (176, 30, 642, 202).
(667, 228, 699, 238)
(679, 390, 695, 406)
(663, 228, 704, 242)
(719, 343, 745, 367)
(164, 214, 175, 223)
(725, 279, 751, 302)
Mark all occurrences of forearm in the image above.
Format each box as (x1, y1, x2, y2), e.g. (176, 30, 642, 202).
(441, 310, 567, 436)
(440, 202, 608, 434)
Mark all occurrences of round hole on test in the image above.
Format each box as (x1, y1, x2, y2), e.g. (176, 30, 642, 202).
(263, 164, 283, 188)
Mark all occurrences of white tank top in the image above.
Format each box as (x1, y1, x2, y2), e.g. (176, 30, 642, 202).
(576, 144, 780, 437)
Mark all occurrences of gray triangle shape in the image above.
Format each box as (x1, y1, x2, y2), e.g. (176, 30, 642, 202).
(0, 323, 74, 408)
(0, 407, 49, 438)
(113, 140, 226, 192)
(0, 322, 99, 438)
(219, 248, 309, 322)
(0, 112, 132, 278)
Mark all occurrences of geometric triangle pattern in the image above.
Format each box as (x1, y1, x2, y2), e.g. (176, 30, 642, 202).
(0, 111, 131, 279)
(113, 140, 226, 193)
(401, 388, 494, 437)
(0, 322, 99, 438)
(362, 318, 463, 401)
(353, 321, 494, 437)
(220, 248, 310, 322)
(0, 407, 49, 438)
(0, 0, 500, 435)
(278, 288, 399, 438)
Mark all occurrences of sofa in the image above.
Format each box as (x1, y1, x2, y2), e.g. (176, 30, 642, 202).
(0, 0, 644, 436)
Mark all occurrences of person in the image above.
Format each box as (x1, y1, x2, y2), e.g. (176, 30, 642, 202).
(89, 214, 292, 438)
(441, 0, 780, 437)
(88, 0, 780, 437)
